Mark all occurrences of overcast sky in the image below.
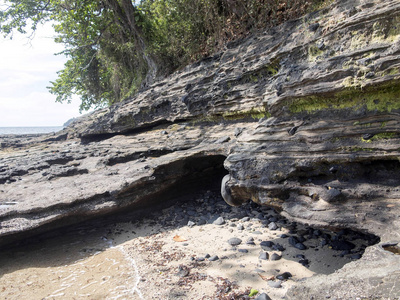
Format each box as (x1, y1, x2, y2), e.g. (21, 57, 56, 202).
(0, 23, 85, 127)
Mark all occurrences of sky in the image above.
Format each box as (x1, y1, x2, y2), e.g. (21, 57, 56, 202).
(0, 23, 86, 127)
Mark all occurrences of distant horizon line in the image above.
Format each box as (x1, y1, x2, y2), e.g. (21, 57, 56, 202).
(0, 125, 64, 128)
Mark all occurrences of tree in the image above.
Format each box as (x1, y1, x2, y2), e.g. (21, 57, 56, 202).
(1, 0, 327, 111)
(0, 0, 156, 111)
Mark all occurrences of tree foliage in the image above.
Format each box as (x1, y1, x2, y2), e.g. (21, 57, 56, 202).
(0, 0, 327, 111)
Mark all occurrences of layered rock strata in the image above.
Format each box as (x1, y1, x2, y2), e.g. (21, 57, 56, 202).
(1, 0, 399, 298)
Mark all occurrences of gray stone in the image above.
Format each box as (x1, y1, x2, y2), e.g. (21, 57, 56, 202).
(267, 280, 282, 288)
(209, 255, 219, 261)
(227, 238, 242, 246)
(213, 217, 225, 225)
(176, 265, 190, 277)
(268, 222, 278, 230)
(237, 224, 244, 230)
(270, 253, 282, 261)
(294, 243, 307, 250)
(259, 251, 269, 260)
(254, 293, 272, 300)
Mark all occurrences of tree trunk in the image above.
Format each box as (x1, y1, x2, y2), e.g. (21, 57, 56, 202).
(104, 0, 158, 87)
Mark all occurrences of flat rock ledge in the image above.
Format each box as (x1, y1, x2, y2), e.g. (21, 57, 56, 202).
(1, 0, 400, 298)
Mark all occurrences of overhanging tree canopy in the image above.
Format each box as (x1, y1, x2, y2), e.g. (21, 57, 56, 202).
(1, 0, 155, 111)
(1, 0, 326, 111)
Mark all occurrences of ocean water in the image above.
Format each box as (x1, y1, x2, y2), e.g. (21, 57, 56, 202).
(0, 126, 64, 135)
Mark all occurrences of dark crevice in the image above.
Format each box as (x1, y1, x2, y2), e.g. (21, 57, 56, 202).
(0, 153, 382, 276)
(295, 159, 400, 187)
(105, 149, 176, 166)
(79, 120, 175, 144)
(44, 156, 75, 165)
(0, 154, 228, 249)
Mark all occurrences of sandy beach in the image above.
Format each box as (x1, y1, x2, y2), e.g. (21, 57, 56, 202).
(0, 188, 376, 299)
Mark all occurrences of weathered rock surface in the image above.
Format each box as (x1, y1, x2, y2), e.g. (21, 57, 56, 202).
(1, 0, 400, 298)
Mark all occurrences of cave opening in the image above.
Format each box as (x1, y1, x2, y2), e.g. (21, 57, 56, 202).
(2, 153, 381, 286)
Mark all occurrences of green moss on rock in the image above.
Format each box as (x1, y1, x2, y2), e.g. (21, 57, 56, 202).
(361, 132, 397, 143)
(288, 81, 400, 114)
(308, 44, 324, 61)
(222, 107, 271, 120)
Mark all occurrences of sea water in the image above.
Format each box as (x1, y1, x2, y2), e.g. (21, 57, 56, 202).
(0, 126, 63, 135)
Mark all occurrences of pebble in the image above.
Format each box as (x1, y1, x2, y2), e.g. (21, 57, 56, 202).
(267, 280, 282, 288)
(197, 219, 206, 225)
(270, 253, 282, 261)
(259, 252, 269, 260)
(187, 220, 195, 227)
(241, 217, 250, 222)
(272, 243, 285, 251)
(268, 222, 278, 230)
(254, 293, 272, 300)
(247, 237, 254, 243)
(276, 272, 292, 280)
(213, 217, 225, 225)
(237, 224, 244, 230)
(269, 216, 278, 222)
(260, 241, 274, 250)
(238, 249, 249, 253)
(255, 268, 265, 273)
(294, 243, 307, 250)
(176, 266, 190, 277)
(196, 257, 205, 262)
(256, 213, 265, 220)
(209, 255, 219, 261)
(299, 259, 309, 266)
(228, 237, 242, 246)
(289, 236, 299, 246)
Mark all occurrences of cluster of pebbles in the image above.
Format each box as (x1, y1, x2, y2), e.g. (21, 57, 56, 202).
(116, 188, 380, 298)
(148, 190, 378, 265)
(0, 188, 380, 299)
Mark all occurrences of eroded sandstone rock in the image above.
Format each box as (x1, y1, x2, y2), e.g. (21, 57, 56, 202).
(1, 0, 399, 298)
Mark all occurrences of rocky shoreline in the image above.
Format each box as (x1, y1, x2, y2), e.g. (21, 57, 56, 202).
(1, 0, 400, 298)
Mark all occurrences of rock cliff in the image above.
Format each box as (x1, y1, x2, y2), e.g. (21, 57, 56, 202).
(1, 0, 399, 298)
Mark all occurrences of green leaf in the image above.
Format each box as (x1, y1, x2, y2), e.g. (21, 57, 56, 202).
(249, 289, 258, 297)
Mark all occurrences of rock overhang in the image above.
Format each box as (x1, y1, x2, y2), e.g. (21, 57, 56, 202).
(1, 0, 400, 297)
